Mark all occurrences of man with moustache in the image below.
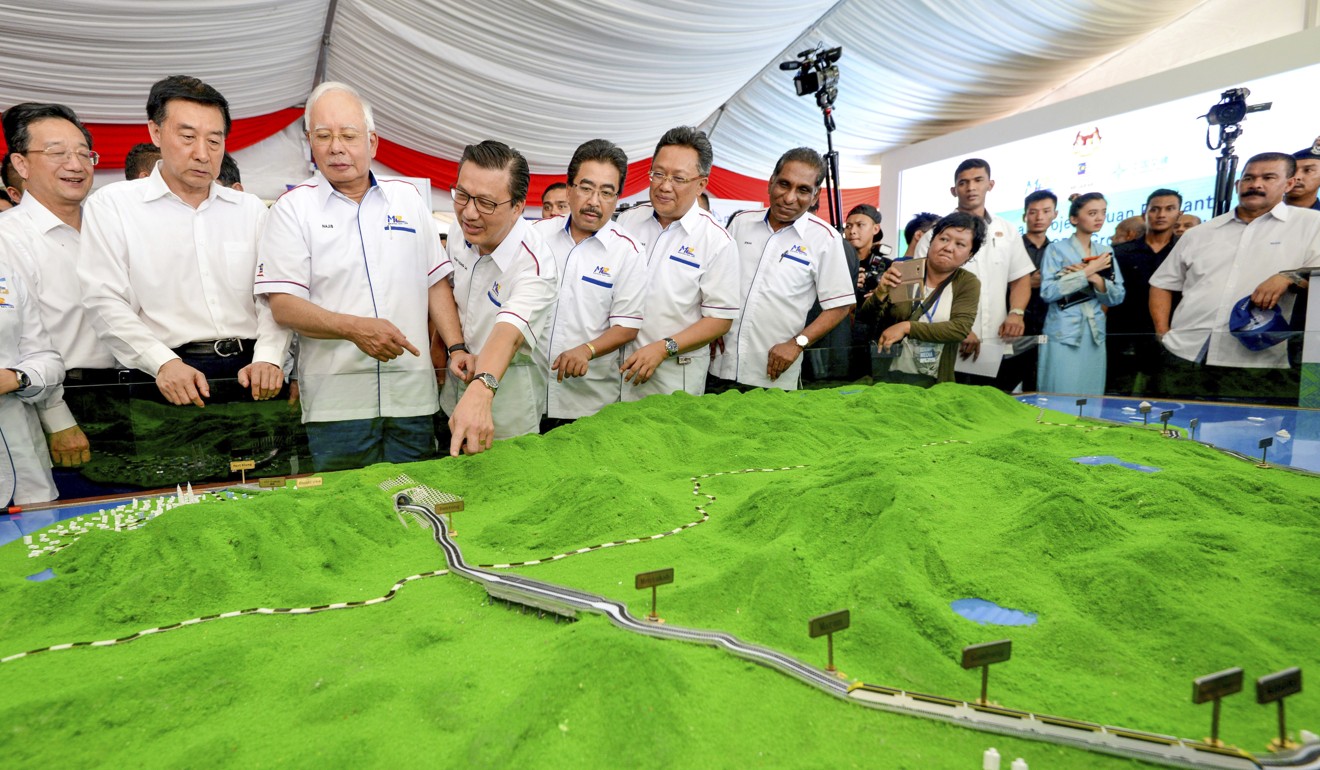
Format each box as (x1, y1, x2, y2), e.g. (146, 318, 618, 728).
(1150, 153, 1320, 399)
(615, 126, 739, 398)
(258, 82, 462, 471)
(79, 75, 287, 408)
(0, 103, 109, 470)
(711, 147, 853, 391)
(532, 139, 645, 424)
(1107, 188, 1182, 394)
(441, 140, 558, 455)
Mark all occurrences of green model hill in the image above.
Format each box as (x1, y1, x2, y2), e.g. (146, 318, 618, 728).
(1, 384, 1316, 769)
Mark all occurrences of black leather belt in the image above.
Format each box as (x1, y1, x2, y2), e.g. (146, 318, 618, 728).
(174, 338, 253, 358)
(65, 367, 131, 385)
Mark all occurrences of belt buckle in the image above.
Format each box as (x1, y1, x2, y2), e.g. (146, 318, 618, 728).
(213, 338, 243, 358)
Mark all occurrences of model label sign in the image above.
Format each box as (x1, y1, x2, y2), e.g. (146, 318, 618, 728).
(961, 640, 1012, 669)
(296, 477, 324, 489)
(808, 610, 850, 638)
(258, 477, 287, 488)
(1256, 667, 1301, 704)
(1193, 667, 1243, 704)
(635, 568, 674, 590)
(230, 460, 256, 471)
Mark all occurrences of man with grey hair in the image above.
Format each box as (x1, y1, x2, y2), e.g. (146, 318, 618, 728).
(616, 126, 739, 399)
(257, 81, 464, 471)
(712, 147, 853, 391)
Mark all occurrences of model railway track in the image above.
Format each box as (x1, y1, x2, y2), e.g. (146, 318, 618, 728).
(401, 487, 1314, 770)
(0, 570, 450, 664)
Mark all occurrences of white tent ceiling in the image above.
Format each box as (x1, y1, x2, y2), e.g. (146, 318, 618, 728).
(1, 0, 1308, 198)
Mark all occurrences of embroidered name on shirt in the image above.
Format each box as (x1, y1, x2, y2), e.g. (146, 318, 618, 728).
(322, 224, 334, 229)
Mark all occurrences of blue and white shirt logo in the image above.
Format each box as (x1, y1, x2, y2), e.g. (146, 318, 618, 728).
(0, 276, 12, 308)
(385, 214, 415, 233)
(487, 280, 503, 307)
(781, 244, 810, 266)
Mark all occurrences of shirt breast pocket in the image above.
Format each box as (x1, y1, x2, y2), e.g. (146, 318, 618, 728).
(223, 242, 258, 292)
(770, 251, 816, 294)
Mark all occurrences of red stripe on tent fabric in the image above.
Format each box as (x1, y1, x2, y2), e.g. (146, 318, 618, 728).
(82, 108, 304, 170)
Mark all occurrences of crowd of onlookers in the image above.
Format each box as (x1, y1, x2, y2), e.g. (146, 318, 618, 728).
(1, 72, 1318, 507)
(833, 144, 1320, 402)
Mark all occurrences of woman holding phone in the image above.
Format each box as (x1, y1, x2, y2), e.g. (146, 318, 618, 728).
(1038, 192, 1126, 395)
(857, 212, 982, 385)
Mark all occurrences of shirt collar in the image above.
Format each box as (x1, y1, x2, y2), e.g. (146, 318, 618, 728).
(14, 193, 72, 235)
(315, 170, 379, 209)
(487, 216, 532, 271)
(564, 216, 610, 246)
(671, 202, 706, 234)
(764, 209, 815, 238)
(141, 159, 240, 207)
(1219, 200, 1290, 227)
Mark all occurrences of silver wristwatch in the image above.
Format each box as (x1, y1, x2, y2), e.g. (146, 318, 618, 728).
(793, 334, 809, 348)
(474, 372, 499, 392)
(663, 337, 679, 358)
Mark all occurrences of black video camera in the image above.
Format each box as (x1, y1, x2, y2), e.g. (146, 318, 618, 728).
(779, 45, 842, 109)
(1203, 87, 1271, 128)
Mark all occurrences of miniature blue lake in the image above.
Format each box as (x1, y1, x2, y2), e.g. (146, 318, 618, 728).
(1071, 455, 1161, 473)
(26, 568, 55, 582)
(951, 598, 1037, 626)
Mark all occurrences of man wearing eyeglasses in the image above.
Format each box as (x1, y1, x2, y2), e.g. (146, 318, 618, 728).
(257, 82, 462, 471)
(440, 140, 558, 456)
(615, 126, 739, 399)
(0, 102, 107, 472)
(79, 75, 288, 409)
(711, 147, 854, 392)
(531, 139, 645, 424)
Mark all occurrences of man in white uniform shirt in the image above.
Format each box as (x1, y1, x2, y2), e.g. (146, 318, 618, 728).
(531, 139, 645, 424)
(712, 147, 854, 391)
(257, 83, 463, 471)
(616, 126, 739, 398)
(441, 140, 558, 456)
(915, 158, 1034, 388)
(0, 103, 112, 469)
(79, 75, 287, 408)
(1150, 152, 1320, 401)
(0, 260, 64, 505)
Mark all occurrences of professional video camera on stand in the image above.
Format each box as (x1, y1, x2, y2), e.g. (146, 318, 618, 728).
(1201, 87, 1272, 217)
(780, 44, 844, 230)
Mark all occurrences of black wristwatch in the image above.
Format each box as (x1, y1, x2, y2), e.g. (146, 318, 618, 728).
(447, 342, 469, 354)
(8, 368, 30, 391)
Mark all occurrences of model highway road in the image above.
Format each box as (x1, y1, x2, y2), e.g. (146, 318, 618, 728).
(398, 480, 1314, 770)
